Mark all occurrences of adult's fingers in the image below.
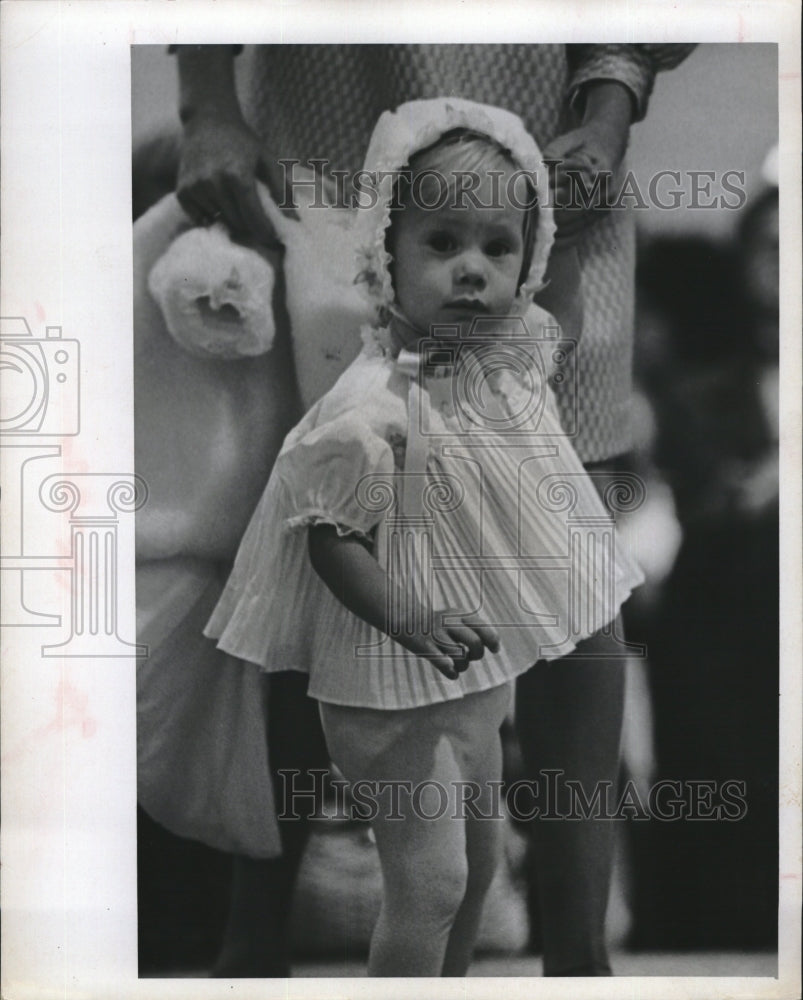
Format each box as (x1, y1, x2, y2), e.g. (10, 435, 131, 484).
(552, 168, 601, 207)
(216, 177, 256, 235)
(177, 177, 221, 226)
(554, 203, 609, 240)
(256, 154, 299, 220)
(543, 127, 584, 157)
(177, 171, 285, 252)
(230, 174, 285, 250)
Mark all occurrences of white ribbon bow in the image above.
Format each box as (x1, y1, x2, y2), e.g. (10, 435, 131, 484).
(395, 348, 431, 517)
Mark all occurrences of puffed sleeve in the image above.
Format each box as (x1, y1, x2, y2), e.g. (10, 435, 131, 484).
(566, 44, 697, 122)
(275, 412, 395, 539)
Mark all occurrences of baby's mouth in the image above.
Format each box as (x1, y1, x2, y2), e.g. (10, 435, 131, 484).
(444, 298, 489, 313)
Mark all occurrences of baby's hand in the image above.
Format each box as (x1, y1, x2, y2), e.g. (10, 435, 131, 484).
(407, 609, 501, 681)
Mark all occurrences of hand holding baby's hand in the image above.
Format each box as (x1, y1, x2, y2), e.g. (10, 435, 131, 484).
(406, 609, 501, 681)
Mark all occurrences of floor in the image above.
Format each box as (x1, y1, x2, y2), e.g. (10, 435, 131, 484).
(285, 950, 778, 979)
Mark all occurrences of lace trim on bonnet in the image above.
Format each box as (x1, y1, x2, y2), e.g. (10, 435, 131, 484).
(353, 98, 557, 319)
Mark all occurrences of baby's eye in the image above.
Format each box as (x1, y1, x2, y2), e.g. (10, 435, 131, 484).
(427, 232, 457, 253)
(485, 239, 512, 257)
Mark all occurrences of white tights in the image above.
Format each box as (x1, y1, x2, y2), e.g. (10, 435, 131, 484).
(319, 682, 512, 977)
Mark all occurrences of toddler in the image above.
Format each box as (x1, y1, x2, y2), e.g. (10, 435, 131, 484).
(205, 97, 642, 976)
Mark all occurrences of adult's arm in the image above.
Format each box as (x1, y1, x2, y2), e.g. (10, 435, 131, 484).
(566, 43, 698, 124)
(535, 244, 584, 344)
(171, 44, 292, 246)
(546, 44, 697, 241)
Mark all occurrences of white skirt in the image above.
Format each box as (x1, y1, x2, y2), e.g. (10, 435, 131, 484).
(204, 354, 644, 710)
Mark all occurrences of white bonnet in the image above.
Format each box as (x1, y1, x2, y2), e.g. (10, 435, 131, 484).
(353, 97, 556, 316)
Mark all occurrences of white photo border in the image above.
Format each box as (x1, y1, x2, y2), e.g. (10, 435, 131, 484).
(1, 2, 800, 998)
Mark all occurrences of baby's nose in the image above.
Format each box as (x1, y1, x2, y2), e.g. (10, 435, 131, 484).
(454, 252, 487, 288)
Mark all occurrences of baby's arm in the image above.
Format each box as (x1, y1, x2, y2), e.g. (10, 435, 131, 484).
(534, 244, 583, 344)
(308, 525, 500, 680)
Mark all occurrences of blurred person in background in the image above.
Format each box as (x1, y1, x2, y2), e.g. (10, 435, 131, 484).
(629, 162, 779, 949)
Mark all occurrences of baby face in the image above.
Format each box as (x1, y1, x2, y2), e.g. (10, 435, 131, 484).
(391, 170, 526, 341)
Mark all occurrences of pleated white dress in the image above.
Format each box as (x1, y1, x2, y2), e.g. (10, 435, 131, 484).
(204, 322, 643, 710)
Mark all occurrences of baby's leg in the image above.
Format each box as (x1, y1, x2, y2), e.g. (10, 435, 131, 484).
(320, 684, 510, 978)
(367, 739, 469, 976)
(322, 701, 468, 975)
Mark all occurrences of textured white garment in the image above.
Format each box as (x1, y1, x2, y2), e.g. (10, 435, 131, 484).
(204, 325, 644, 709)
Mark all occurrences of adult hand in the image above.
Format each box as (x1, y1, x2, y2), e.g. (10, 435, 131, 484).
(177, 112, 294, 249)
(543, 81, 632, 244)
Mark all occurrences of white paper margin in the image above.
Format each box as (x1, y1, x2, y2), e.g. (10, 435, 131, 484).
(1, 2, 800, 998)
